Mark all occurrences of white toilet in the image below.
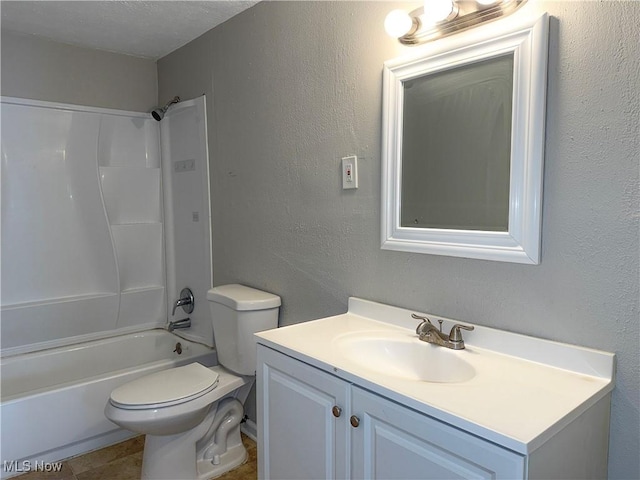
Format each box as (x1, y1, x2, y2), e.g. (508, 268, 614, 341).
(104, 284, 280, 480)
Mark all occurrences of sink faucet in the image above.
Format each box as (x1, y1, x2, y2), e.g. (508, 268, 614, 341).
(168, 317, 191, 332)
(412, 314, 474, 350)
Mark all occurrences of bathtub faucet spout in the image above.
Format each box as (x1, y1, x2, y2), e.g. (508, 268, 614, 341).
(168, 318, 191, 332)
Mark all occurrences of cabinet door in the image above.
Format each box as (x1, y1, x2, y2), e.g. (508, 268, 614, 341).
(351, 387, 525, 480)
(257, 345, 350, 480)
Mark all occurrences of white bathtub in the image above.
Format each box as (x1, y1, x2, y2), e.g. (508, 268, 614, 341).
(0, 329, 216, 478)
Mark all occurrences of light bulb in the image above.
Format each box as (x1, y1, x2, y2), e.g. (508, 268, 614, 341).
(384, 9, 414, 38)
(423, 0, 454, 25)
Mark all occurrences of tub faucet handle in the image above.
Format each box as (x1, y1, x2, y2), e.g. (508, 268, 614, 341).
(172, 287, 194, 316)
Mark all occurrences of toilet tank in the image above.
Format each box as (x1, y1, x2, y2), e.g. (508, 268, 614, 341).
(206, 284, 280, 375)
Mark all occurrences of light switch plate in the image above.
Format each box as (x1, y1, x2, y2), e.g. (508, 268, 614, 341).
(341, 155, 358, 189)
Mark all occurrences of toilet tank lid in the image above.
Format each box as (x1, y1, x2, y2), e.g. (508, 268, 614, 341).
(207, 284, 281, 311)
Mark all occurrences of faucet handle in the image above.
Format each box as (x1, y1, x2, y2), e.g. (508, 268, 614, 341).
(411, 314, 434, 335)
(449, 323, 474, 343)
(411, 313, 433, 325)
(172, 287, 194, 316)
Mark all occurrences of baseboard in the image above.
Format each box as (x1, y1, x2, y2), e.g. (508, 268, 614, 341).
(1, 429, 136, 479)
(241, 419, 257, 442)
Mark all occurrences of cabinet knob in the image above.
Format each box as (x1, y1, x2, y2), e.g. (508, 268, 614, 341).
(350, 415, 360, 428)
(332, 406, 342, 418)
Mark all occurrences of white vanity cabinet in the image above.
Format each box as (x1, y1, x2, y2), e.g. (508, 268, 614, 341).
(350, 386, 524, 479)
(257, 345, 524, 480)
(257, 345, 350, 479)
(256, 298, 614, 480)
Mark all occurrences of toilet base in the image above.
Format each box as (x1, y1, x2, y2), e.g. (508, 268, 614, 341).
(140, 427, 248, 480)
(196, 442, 247, 480)
(141, 431, 199, 480)
(140, 394, 251, 480)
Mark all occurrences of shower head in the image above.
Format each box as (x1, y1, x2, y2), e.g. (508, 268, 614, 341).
(151, 96, 180, 121)
(151, 108, 165, 122)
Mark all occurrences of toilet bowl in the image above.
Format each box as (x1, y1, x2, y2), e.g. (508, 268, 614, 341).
(104, 284, 280, 480)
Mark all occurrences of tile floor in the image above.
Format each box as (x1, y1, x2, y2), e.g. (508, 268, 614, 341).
(15, 434, 257, 480)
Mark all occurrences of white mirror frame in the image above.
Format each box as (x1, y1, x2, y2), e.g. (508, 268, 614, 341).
(382, 13, 549, 264)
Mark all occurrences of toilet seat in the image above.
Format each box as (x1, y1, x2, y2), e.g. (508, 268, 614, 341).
(104, 365, 249, 436)
(110, 363, 220, 410)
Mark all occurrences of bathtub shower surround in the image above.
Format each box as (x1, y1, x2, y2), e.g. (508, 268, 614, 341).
(0, 95, 213, 354)
(160, 97, 214, 349)
(0, 331, 216, 479)
(1, 98, 165, 352)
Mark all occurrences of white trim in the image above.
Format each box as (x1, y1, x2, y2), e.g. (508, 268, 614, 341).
(0, 96, 150, 118)
(241, 419, 258, 442)
(381, 13, 549, 264)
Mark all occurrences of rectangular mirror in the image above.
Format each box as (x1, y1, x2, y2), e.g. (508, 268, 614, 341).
(402, 53, 513, 232)
(382, 14, 549, 264)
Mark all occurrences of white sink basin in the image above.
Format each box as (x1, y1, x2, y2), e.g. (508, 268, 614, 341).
(334, 331, 475, 383)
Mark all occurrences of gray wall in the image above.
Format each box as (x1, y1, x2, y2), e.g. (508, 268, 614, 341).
(1, 30, 157, 112)
(159, 2, 639, 478)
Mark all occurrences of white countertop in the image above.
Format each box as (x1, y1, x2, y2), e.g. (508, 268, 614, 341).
(255, 298, 615, 455)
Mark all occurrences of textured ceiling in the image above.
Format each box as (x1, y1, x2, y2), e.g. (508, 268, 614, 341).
(1, 1, 259, 60)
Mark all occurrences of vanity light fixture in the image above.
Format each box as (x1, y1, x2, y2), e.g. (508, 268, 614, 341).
(385, 0, 527, 45)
